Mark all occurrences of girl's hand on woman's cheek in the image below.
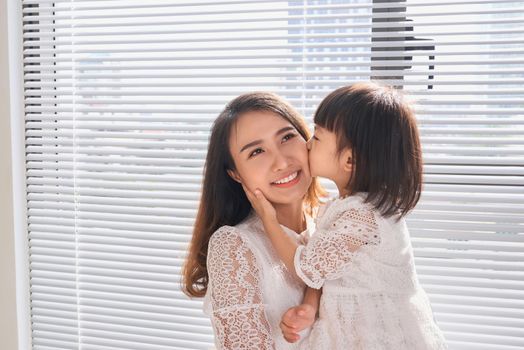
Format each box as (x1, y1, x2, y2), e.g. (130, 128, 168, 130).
(242, 184, 277, 223)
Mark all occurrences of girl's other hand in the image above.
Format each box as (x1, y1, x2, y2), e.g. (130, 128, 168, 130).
(280, 303, 316, 343)
(242, 184, 277, 223)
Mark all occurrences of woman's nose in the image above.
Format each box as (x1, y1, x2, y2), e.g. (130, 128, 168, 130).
(306, 138, 312, 151)
(272, 152, 290, 172)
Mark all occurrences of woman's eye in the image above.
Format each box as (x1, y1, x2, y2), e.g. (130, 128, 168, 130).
(312, 135, 319, 141)
(249, 148, 263, 158)
(282, 132, 297, 142)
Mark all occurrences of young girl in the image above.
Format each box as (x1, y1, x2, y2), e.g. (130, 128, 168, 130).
(246, 82, 448, 349)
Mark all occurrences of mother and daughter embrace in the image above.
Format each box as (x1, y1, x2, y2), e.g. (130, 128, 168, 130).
(182, 82, 448, 349)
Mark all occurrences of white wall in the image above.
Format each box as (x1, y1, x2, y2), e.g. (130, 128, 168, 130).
(1, 0, 30, 349)
(0, 0, 20, 346)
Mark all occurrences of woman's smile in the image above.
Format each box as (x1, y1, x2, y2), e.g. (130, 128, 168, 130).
(271, 170, 301, 188)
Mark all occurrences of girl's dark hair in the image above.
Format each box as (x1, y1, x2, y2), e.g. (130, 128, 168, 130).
(314, 82, 422, 218)
(182, 92, 325, 297)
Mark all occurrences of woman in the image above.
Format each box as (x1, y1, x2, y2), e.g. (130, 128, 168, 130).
(182, 92, 325, 349)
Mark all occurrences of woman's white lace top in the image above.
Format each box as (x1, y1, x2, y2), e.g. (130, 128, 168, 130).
(204, 213, 312, 350)
(295, 194, 447, 350)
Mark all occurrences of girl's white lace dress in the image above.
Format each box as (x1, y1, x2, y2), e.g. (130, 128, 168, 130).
(204, 214, 313, 350)
(295, 194, 447, 350)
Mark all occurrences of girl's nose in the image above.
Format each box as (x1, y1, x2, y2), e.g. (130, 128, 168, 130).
(306, 138, 312, 151)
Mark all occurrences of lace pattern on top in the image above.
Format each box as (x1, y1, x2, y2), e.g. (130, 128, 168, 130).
(295, 204, 381, 289)
(207, 226, 275, 350)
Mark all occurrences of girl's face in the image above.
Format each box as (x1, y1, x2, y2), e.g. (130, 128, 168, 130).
(307, 125, 353, 196)
(228, 111, 312, 206)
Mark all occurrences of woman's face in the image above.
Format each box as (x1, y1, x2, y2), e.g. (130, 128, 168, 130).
(228, 110, 312, 206)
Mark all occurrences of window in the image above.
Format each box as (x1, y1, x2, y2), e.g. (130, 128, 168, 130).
(21, 0, 523, 349)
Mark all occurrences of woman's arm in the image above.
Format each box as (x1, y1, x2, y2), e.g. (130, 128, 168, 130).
(207, 227, 276, 350)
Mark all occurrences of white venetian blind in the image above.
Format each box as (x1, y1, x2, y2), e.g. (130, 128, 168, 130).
(21, 0, 523, 349)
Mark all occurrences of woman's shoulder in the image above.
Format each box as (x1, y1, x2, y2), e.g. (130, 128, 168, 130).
(208, 225, 243, 250)
(210, 224, 240, 240)
(208, 215, 259, 250)
(207, 225, 256, 271)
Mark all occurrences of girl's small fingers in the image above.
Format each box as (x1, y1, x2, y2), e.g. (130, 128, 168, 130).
(242, 186, 256, 202)
(281, 317, 297, 329)
(280, 321, 297, 334)
(241, 184, 250, 195)
(254, 189, 265, 200)
(242, 185, 261, 202)
(284, 333, 300, 343)
(259, 190, 269, 202)
(282, 328, 299, 340)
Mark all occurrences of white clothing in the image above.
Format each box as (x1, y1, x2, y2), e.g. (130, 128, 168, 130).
(204, 214, 312, 350)
(295, 194, 447, 350)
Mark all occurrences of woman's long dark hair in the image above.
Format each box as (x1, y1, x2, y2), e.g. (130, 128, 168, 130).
(182, 92, 325, 297)
(314, 82, 423, 218)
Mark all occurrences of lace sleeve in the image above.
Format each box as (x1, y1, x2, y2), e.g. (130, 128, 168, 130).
(207, 226, 275, 350)
(294, 205, 381, 289)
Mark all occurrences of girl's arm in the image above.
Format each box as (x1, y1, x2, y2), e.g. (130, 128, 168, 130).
(243, 186, 302, 276)
(303, 286, 321, 311)
(246, 187, 381, 290)
(259, 217, 299, 274)
(294, 205, 380, 289)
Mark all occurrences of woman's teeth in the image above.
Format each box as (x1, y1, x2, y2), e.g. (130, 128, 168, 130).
(273, 171, 298, 184)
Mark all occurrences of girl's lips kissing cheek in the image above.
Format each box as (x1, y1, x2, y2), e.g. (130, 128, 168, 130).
(270, 170, 301, 188)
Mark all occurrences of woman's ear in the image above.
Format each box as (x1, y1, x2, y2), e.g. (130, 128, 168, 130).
(227, 169, 242, 183)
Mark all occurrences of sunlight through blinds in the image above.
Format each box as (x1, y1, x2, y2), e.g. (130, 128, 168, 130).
(21, 0, 523, 349)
